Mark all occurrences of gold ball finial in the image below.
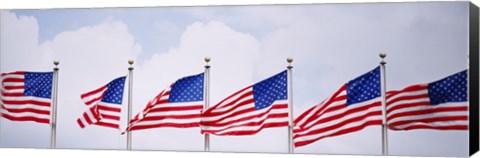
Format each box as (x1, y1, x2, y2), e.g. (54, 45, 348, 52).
(53, 60, 59, 66)
(128, 60, 134, 65)
(287, 57, 293, 63)
(379, 52, 387, 59)
(204, 57, 211, 63)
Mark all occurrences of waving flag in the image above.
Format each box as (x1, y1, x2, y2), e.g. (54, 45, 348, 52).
(1, 71, 53, 124)
(293, 67, 382, 148)
(200, 70, 289, 136)
(386, 70, 468, 130)
(126, 73, 204, 132)
(77, 76, 126, 129)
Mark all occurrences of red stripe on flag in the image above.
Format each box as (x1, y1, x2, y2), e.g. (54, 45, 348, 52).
(77, 119, 86, 128)
(294, 120, 382, 147)
(140, 114, 201, 120)
(389, 115, 468, 127)
(84, 96, 103, 106)
(386, 101, 431, 114)
(387, 106, 468, 121)
(208, 86, 253, 109)
(2, 78, 24, 83)
(202, 104, 288, 126)
(1, 107, 50, 115)
(129, 122, 200, 130)
(203, 92, 255, 116)
(399, 124, 468, 130)
(100, 114, 120, 121)
(3, 85, 25, 90)
(98, 105, 121, 112)
(83, 112, 93, 125)
(1, 99, 51, 107)
(386, 84, 427, 95)
(1, 92, 24, 97)
(205, 122, 289, 136)
(203, 99, 255, 118)
(294, 104, 316, 125)
(386, 94, 429, 106)
(1, 113, 50, 124)
(148, 105, 203, 112)
(80, 86, 107, 99)
(1, 71, 24, 76)
(95, 121, 120, 129)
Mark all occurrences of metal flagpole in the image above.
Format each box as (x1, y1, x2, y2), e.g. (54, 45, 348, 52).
(287, 57, 294, 154)
(50, 61, 60, 149)
(127, 60, 134, 150)
(204, 57, 211, 152)
(379, 52, 388, 155)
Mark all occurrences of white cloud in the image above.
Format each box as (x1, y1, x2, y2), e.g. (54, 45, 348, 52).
(134, 21, 260, 108)
(1, 11, 54, 72)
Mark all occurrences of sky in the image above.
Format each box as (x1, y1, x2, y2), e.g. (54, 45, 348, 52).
(0, 1, 470, 157)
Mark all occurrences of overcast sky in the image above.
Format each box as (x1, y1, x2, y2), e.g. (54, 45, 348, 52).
(0, 1, 470, 157)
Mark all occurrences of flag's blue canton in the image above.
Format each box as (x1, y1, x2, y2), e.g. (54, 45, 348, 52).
(428, 70, 467, 105)
(24, 72, 53, 99)
(101, 76, 126, 104)
(169, 73, 204, 103)
(346, 67, 381, 106)
(252, 70, 288, 110)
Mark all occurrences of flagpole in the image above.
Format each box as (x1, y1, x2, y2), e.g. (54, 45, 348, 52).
(50, 61, 59, 149)
(127, 60, 134, 150)
(204, 57, 211, 152)
(287, 57, 294, 154)
(379, 52, 388, 155)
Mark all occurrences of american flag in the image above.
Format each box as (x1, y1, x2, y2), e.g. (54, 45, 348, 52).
(77, 76, 126, 129)
(126, 73, 204, 131)
(0, 71, 53, 124)
(386, 70, 468, 130)
(200, 70, 289, 136)
(293, 67, 382, 148)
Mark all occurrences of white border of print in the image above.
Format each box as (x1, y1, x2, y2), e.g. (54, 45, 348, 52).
(0, 1, 478, 158)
